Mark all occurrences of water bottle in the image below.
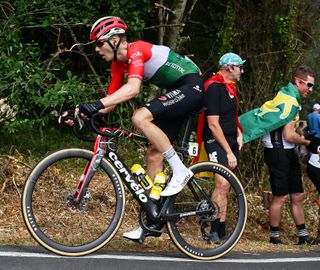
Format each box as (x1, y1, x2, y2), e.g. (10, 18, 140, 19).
(130, 164, 153, 190)
(149, 172, 167, 200)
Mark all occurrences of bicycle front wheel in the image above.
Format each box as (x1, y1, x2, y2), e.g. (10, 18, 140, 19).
(167, 162, 247, 260)
(21, 148, 125, 256)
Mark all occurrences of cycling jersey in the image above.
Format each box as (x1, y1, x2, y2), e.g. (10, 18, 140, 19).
(107, 41, 199, 94)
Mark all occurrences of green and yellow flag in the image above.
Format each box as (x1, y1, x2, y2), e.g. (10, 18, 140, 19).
(239, 82, 301, 144)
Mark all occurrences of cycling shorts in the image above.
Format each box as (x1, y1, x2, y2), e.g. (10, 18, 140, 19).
(144, 73, 204, 142)
(264, 148, 303, 196)
(204, 138, 240, 170)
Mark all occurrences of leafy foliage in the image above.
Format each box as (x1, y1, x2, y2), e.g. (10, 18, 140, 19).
(0, 0, 320, 190)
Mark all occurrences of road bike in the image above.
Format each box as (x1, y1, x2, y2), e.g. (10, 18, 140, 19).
(21, 112, 247, 260)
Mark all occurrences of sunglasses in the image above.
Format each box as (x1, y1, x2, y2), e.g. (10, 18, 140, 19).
(299, 78, 314, 89)
(95, 40, 106, 48)
(233, 65, 244, 71)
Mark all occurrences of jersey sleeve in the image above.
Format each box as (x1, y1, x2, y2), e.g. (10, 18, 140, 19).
(107, 61, 127, 95)
(127, 41, 152, 80)
(205, 83, 222, 116)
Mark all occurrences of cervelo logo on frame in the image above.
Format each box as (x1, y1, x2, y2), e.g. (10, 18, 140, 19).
(108, 152, 148, 203)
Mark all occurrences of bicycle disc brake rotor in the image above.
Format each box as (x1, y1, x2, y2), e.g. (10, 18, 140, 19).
(196, 200, 219, 241)
(64, 190, 92, 211)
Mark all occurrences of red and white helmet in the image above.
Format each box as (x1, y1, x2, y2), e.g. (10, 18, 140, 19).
(90, 16, 127, 41)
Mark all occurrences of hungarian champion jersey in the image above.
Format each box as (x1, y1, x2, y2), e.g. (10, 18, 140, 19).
(107, 40, 199, 94)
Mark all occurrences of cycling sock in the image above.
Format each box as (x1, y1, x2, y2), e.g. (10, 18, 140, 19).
(270, 226, 280, 238)
(296, 224, 308, 237)
(162, 147, 188, 176)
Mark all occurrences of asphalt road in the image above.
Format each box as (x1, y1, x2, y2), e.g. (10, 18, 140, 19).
(0, 244, 320, 270)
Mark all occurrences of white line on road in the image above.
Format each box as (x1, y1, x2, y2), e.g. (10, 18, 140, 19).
(0, 251, 320, 263)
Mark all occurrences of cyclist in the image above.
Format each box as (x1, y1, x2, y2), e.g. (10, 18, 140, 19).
(74, 16, 204, 241)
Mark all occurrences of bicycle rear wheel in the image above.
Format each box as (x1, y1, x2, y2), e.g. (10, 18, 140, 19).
(167, 162, 247, 260)
(21, 148, 125, 256)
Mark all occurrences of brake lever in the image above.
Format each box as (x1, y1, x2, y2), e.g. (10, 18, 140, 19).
(75, 115, 84, 130)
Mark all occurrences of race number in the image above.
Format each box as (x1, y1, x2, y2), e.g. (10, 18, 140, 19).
(188, 142, 199, 157)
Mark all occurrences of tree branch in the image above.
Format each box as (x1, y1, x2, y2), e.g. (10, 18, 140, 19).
(183, 0, 198, 24)
(59, 15, 106, 95)
(154, 2, 175, 14)
(144, 23, 185, 30)
(0, 1, 14, 19)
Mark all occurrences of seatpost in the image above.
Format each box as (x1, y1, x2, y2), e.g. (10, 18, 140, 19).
(180, 111, 197, 151)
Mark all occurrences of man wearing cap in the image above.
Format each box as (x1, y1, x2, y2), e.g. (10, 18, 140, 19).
(307, 103, 320, 138)
(202, 52, 245, 243)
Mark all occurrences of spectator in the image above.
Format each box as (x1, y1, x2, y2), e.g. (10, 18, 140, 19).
(262, 65, 319, 245)
(307, 103, 320, 138)
(306, 140, 320, 207)
(306, 122, 320, 239)
(202, 52, 245, 243)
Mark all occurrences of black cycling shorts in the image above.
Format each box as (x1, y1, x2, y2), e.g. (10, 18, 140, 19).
(204, 138, 240, 170)
(145, 73, 204, 142)
(307, 163, 320, 193)
(264, 148, 303, 196)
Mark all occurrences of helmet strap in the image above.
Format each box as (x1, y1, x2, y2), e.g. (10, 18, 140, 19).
(106, 39, 121, 62)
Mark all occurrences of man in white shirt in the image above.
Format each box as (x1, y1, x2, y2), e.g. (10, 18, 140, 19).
(262, 66, 319, 245)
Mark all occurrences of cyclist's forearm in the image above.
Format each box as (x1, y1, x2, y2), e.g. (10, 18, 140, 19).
(100, 79, 141, 107)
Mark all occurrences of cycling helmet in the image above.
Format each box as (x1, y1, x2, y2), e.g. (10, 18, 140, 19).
(90, 16, 127, 41)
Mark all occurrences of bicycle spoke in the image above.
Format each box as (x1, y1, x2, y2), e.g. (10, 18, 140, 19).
(31, 157, 116, 246)
(167, 162, 247, 260)
(22, 149, 125, 255)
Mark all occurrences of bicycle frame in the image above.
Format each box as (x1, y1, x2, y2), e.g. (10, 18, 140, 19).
(72, 115, 213, 224)
(70, 126, 160, 221)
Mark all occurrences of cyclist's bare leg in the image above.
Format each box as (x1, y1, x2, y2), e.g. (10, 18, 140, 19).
(132, 108, 172, 152)
(146, 145, 164, 180)
(132, 107, 193, 196)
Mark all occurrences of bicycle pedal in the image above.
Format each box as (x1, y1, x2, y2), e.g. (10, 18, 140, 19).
(138, 233, 146, 244)
(145, 229, 162, 238)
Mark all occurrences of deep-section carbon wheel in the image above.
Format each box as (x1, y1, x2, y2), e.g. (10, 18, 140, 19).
(21, 148, 125, 256)
(167, 162, 247, 260)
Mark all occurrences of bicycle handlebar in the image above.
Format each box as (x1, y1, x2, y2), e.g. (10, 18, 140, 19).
(66, 111, 147, 143)
(90, 113, 148, 142)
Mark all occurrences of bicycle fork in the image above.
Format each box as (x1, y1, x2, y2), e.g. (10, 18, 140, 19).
(71, 134, 107, 205)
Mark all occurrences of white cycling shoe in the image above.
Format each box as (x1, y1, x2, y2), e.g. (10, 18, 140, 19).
(123, 227, 143, 241)
(123, 226, 163, 243)
(161, 169, 193, 197)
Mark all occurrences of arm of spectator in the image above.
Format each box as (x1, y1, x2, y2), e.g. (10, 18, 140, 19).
(283, 121, 310, 146)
